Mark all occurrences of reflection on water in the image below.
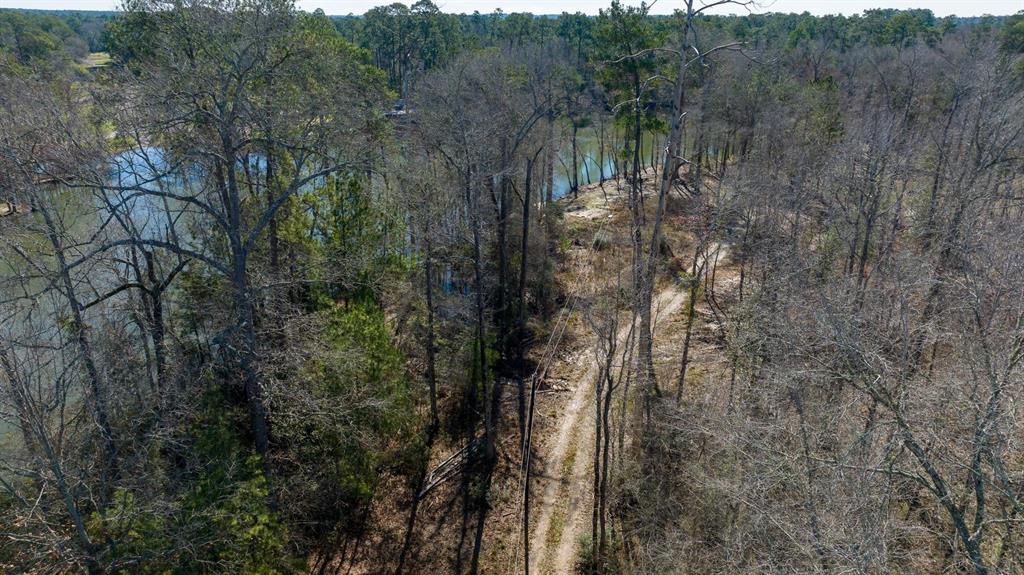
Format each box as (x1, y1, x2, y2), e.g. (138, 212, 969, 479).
(551, 126, 661, 199)
(105, 147, 272, 241)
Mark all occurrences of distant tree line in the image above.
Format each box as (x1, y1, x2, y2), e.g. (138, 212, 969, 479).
(1, 2, 1023, 574)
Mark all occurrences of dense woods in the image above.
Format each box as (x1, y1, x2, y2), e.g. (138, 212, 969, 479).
(2, 1, 1024, 574)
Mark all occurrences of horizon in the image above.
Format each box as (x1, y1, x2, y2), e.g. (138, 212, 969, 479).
(0, 0, 1020, 17)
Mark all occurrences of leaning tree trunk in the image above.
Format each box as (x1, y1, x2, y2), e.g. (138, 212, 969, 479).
(675, 243, 704, 403)
(38, 200, 118, 502)
(639, 18, 695, 405)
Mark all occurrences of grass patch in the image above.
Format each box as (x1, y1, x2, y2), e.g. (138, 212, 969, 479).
(573, 532, 595, 575)
(84, 52, 112, 68)
(561, 440, 578, 477)
(539, 510, 566, 575)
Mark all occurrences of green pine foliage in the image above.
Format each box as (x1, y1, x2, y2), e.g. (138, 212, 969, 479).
(80, 393, 295, 574)
(270, 300, 415, 541)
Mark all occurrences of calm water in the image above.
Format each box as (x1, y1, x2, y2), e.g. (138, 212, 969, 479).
(1, 129, 668, 448)
(551, 126, 661, 199)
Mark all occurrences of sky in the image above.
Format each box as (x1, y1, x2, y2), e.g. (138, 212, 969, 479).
(0, 0, 1020, 17)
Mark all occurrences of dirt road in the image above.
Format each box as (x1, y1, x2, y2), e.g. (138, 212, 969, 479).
(527, 285, 687, 574)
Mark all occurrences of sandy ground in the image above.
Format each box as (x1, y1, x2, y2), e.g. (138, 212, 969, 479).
(528, 286, 688, 575)
(520, 174, 740, 575)
(331, 170, 740, 575)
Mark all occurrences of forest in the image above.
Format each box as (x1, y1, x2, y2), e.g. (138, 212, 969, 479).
(1, 1, 1024, 573)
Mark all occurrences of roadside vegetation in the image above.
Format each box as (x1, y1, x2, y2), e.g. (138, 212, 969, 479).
(1, 2, 1023, 574)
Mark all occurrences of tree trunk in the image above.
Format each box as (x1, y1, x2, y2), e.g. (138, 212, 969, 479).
(572, 121, 580, 198)
(545, 114, 556, 204)
(675, 245, 703, 403)
(518, 155, 537, 437)
(142, 251, 168, 400)
(222, 144, 273, 488)
(469, 179, 493, 462)
(38, 201, 118, 501)
(266, 143, 279, 270)
(592, 362, 603, 572)
(233, 255, 271, 462)
(599, 355, 613, 562)
(424, 233, 439, 430)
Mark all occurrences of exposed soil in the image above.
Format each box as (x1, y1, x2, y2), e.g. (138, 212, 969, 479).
(329, 171, 741, 575)
(522, 174, 741, 575)
(529, 286, 687, 575)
